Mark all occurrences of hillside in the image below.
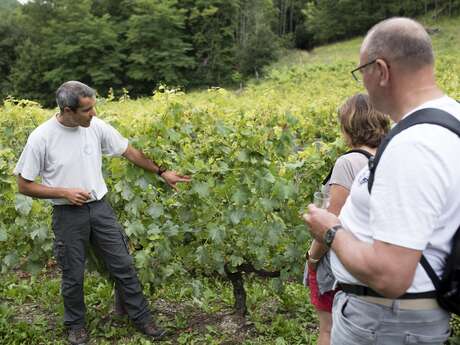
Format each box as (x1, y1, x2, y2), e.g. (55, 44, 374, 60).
(270, 15, 460, 67)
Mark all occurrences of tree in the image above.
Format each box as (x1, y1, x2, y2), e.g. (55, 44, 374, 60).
(302, 0, 428, 45)
(235, 0, 281, 77)
(0, 8, 23, 101)
(125, 0, 195, 95)
(180, 0, 239, 86)
(41, 0, 124, 97)
(10, 0, 123, 105)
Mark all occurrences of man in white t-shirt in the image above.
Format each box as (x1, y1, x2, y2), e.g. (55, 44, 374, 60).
(303, 18, 460, 345)
(14, 81, 191, 345)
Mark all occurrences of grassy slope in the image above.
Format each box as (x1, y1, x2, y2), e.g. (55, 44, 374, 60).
(1, 15, 460, 345)
(273, 15, 460, 68)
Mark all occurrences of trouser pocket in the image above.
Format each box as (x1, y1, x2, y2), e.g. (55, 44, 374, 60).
(52, 207, 69, 271)
(404, 329, 450, 345)
(119, 229, 131, 254)
(332, 292, 377, 345)
(53, 240, 69, 271)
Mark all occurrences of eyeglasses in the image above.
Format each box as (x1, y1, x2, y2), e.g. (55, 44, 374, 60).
(351, 59, 377, 82)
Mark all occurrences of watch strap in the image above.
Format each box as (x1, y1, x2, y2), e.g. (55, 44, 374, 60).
(157, 167, 166, 176)
(324, 224, 344, 247)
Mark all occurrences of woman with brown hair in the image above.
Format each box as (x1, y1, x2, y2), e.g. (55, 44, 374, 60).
(305, 93, 389, 345)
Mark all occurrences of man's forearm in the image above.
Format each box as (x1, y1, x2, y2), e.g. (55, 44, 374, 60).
(331, 230, 378, 285)
(331, 230, 420, 298)
(17, 177, 68, 199)
(122, 145, 163, 174)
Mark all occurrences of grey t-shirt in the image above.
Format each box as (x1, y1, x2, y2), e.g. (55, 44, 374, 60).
(316, 152, 370, 294)
(323, 152, 370, 194)
(14, 115, 128, 205)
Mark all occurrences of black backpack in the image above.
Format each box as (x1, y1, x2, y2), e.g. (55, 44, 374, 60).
(322, 149, 373, 186)
(368, 107, 460, 315)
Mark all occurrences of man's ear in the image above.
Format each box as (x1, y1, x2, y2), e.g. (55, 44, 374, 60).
(63, 106, 73, 114)
(376, 58, 390, 87)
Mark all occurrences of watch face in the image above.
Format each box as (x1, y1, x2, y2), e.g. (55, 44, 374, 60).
(324, 228, 335, 246)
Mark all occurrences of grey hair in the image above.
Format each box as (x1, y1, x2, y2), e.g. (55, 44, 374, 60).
(56, 81, 96, 112)
(364, 17, 434, 70)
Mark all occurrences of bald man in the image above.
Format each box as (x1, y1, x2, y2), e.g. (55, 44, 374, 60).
(304, 18, 460, 345)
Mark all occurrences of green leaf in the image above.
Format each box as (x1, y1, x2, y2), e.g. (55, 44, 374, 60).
(147, 203, 164, 218)
(275, 337, 288, 345)
(15, 194, 32, 216)
(195, 246, 209, 266)
(0, 228, 7, 242)
(271, 278, 284, 294)
(30, 226, 48, 241)
(164, 223, 179, 237)
(229, 210, 244, 225)
(286, 161, 304, 169)
(147, 223, 161, 236)
(216, 121, 232, 136)
(229, 255, 244, 267)
(121, 182, 134, 201)
(3, 252, 19, 267)
(260, 198, 277, 212)
(208, 225, 223, 244)
(273, 180, 296, 200)
(134, 250, 150, 268)
(192, 182, 210, 198)
(267, 222, 282, 246)
(26, 261, 43, 275)
(231, 189, 248, 205)
(237, 150, 249, 162)
(136, 177, 149, 189)
(124, 196, 143, 216)
(263, 171, 276, 183)
(125, 221, 144, 236)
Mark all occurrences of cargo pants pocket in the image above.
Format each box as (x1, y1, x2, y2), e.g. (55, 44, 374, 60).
(53, 240, 69, 271)
(404, 327, 451, 344)
(51, 207, 69, 271)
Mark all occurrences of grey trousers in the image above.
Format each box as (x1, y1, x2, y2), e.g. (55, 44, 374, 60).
(52, 198, 152, 329)
(331, 291, 451, 345)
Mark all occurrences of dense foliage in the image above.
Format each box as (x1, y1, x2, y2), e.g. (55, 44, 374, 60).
(1, 0, 459, 105)
(301, 0, 460, 46)
(1, 13, 460, 298)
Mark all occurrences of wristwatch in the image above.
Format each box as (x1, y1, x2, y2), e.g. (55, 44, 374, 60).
(157, 167, 166, 176)
(324, 224, 344, 247)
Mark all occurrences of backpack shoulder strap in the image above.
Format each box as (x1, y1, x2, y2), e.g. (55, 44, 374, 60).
(368, 108, 460, 193)
(347, 149, 373, 160)
(367, 107, 460, 289)
(420, 255, 441, 289)
(321, 149, 373, 185)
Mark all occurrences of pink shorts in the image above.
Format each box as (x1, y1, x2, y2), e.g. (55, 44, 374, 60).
(307, 264, 337, 312)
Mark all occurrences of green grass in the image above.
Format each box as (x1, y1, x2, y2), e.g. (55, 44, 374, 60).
(271, 15, 460, 70)
(0, 269, 317, 344)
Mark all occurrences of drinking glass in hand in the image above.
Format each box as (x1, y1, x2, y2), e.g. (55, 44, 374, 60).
(313, 191, 330, 209)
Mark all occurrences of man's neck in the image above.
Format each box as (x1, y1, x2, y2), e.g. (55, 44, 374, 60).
(56, 113, 78, 128)
(391, 70, 444, 122)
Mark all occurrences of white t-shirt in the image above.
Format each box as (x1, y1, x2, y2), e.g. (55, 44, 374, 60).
(331, 96, 460, 292)
(14, 115, 129, 205)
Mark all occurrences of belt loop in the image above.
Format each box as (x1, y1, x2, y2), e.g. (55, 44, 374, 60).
(391, 300, 399, 313)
